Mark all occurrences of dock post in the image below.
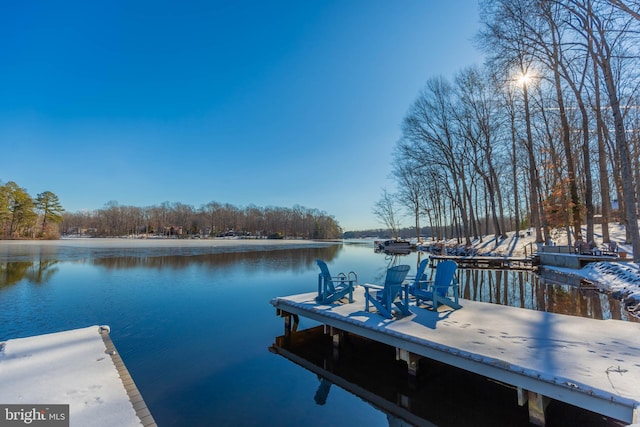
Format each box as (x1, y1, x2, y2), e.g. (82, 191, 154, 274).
(277, 309, 298, 338)
(518, 388, 549, 426)
(396, 348, 420, 377)
(324, 325, 342, 359)
(397, 393, 410, 411)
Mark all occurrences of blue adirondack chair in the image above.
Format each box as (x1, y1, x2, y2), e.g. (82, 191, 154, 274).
(315, 260, 357, 304)
(407, 258, 430, 297)
(413, 260, 461, 310)
(362, 265, 411, 319)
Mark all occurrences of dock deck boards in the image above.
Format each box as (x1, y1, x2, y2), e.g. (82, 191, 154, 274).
(271, 287, 640, 424)
(0, 326, 156, 427)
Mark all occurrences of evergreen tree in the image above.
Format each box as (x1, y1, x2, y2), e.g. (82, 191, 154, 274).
(4, 181, 36, 237)
(35, 191, 65, 237)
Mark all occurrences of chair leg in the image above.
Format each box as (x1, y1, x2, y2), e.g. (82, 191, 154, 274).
(370, 298, 392, 318)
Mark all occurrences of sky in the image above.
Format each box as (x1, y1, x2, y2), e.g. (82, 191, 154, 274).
(1, 0, 484, 231)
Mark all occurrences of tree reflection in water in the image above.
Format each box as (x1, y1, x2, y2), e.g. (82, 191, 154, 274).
(0, 246, 342, 287)
(457, 268, 637, 322)
(90, 245, 342, 274)
(0, 260, 59, 288)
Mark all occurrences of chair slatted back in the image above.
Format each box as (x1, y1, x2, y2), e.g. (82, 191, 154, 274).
(411, 258, 430, 289)
(383, 265, 410, 303)
(316, 259, 336, 293)
(433, 260, 457, 297)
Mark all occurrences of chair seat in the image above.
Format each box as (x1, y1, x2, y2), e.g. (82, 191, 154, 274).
(414, 286, 462, 310)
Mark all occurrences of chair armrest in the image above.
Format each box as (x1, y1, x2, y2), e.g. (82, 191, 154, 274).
(432, 280, 459, 295)
(361, 283, 383, 291)
(415, 279, 433, 290)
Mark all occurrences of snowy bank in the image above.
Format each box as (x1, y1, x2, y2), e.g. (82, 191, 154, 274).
(441, 222, 640, 314)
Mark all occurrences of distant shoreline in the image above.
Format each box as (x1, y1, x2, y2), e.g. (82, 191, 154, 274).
(0, 236, 337, 247)
(0, 237, 340, 262)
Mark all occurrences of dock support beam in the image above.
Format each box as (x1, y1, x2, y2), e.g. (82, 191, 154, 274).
(518, 388, 550, 426)
(396, 348, 420, 377)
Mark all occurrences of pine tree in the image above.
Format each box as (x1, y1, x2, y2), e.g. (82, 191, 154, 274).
(35, 191, 65, 237)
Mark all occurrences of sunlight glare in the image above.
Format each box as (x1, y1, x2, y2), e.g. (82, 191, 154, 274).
(517, 72, 533, 87)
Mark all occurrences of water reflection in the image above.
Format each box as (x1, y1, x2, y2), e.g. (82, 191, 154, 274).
(455, 269, 638, 322)
(1, 242, 635, 323)
(271, 326, 622, 426)
(0, 260, 59, 288)
(0, 245, 342, 287)
(91, 246, 342, 272)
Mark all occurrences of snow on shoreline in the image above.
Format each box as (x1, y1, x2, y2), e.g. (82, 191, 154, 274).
(456, 222, 640, 311)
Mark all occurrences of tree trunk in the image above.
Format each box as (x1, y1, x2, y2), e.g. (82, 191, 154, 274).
(522, 81, 544, 243)
(550, 47, 582, 238)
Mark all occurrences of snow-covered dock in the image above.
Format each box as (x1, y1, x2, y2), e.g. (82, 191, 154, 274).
(271, 288, 640, 426)
(0, 326, 155, 427)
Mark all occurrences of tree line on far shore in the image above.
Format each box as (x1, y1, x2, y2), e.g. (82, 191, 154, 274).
(0, 180, 343, 240)
(62, 200, 343, 240)
(0, 181, 65, 239)
(1, 181, 343, 240)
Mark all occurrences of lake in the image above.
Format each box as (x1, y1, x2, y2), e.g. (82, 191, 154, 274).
(0, 240, 631, 426)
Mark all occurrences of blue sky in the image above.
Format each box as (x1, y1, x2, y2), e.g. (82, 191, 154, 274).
(1, 1, 483, 231)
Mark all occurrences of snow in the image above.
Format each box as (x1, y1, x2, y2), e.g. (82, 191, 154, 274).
(0, 326, 143, 427)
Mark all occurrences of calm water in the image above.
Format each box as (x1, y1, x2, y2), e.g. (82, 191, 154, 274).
(0, 241, 632, 426)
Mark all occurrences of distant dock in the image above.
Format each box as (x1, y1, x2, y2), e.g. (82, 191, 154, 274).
(538, 245, 632, 269)
(429, 254, 538, 270)
(272, 288, 640, 426)
(0, 326, 156, 427)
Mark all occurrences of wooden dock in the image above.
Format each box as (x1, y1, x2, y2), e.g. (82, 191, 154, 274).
(271, 288, 640, 426)
(101, 328, 157, 426)
(538, 246, 631, 269)
(0, 326, 156, 427)
(429, 254, 538, 270)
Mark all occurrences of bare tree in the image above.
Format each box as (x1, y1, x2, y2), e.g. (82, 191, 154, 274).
(372, 189, 403, 239)
(392, 152, 428, 242)
(607, 0, 640, 20)
(402, 77, 474, 245)
(455, 66, 508, 244)
(479, 0, 548, 243)
(562, 0, 640, 260)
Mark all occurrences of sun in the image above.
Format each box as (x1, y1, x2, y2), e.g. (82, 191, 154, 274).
(516, 72, 534, 87)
